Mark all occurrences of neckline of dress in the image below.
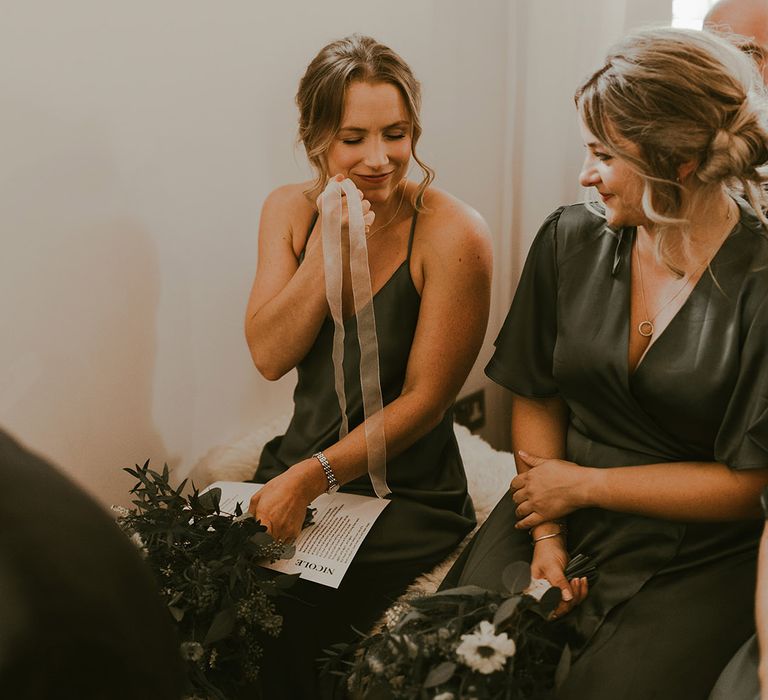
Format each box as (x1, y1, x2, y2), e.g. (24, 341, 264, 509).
(626, 199, 743, 378)
(335, 257, 417, 326)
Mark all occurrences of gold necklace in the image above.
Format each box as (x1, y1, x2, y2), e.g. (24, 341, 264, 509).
(634, 247, 698, 337)
(366, 181, 407, 240)
(634, 200, 734, 338)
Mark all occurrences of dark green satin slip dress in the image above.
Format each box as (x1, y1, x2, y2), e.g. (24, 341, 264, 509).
(441, 200, 768, 700)
(253, 211, 475, 699)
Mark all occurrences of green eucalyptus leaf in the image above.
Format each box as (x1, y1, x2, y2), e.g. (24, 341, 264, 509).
(393, 610, 425, 631)
(278, 542, 296, 559)
(168, 606, 184, 622)
(423, 660, 456, 688)
(204, 607, 236, 644)
(250, 531, 274, 547)
(428, 584, 490, 598)
(275, 573, 301, 589)
(492, 595, 521, 628)
(501, 561, 531, 594)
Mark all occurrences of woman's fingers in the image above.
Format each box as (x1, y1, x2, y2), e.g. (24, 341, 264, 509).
(511, 487, 527, 504)
(248, 491, 260, 515)
(515, 511, 543, 529)
(248, 493, 295, 542)
(515, 500, 534, 519)
(572, 576, 589, 605)
(545, 569, 575, 619)
(552, 577, 589, 619)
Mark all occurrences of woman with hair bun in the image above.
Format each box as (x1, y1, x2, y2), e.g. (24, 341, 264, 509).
(440, 27, 768, 699)
(244, 34, 492, 698)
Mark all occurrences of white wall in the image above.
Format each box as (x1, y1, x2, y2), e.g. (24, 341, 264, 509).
(0, 0, 671, 506)
(0, 0, 510, 505)
(489, 0, 672, 448)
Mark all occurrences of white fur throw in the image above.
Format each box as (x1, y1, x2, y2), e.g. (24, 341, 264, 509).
(185, 417, 517, 594)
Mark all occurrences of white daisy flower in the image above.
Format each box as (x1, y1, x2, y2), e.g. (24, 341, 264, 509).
(455, 620, 516, 674)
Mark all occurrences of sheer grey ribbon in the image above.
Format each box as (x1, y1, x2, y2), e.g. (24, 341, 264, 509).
(320, 178, 390, 498)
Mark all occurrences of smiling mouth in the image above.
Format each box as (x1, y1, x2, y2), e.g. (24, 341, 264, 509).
(355, 172, 393, 182)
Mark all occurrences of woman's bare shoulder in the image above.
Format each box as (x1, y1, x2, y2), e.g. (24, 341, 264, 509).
(416, 185, 491, 250)
(259, 181, 318, 249)
(262, 181, 317, 218)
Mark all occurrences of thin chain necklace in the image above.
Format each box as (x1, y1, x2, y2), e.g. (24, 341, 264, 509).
(366, 180, 407, 240)
(634, 200, 734, 338)
(634, 248, 698, 337)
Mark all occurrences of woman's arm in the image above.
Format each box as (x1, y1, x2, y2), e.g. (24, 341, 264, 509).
(511, 394, 588, 616)
(512, 455, 768, 528)
(244, 184, 330, 380)
(245, 180, 373, 380)
(249, 193, 493, 540)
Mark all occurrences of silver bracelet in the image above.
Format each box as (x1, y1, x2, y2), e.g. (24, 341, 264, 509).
(312, 451, 340, 493)
(532, 532, 562, 543)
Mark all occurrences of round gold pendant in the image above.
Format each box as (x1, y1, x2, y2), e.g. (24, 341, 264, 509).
(638, 320, 654, 337)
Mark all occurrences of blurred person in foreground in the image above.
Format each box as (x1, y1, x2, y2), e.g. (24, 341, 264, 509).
(0, 428, 185, 699)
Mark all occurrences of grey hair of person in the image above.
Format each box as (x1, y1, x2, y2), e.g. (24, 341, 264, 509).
(296, 34, 434, 210)
(575, 27, 768, 270)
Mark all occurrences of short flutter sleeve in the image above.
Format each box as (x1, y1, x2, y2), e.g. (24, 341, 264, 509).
(715, 293, 768, 470)
(485, 207, 565, 397)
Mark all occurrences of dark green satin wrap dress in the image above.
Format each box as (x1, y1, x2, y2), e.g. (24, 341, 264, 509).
(443, 201, 768, 700)
(253, 213, 475, 699)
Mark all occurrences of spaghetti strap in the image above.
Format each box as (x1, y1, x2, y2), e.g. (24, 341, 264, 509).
(406, 210, 419, 261)
(302, 210, 418, 262)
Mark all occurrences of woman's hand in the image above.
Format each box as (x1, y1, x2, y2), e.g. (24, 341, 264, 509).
(531, 537, 589, 620)
(511, 451, 594, 529)
(312, 174, 375, 249)
(248, 467, 315, 543)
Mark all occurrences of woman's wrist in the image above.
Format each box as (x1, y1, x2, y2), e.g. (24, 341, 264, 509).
(532, 534, 567, 556)
(289, 458, 329, 503)
(531, 520, 567, 546)
(581, 466, 604, 509)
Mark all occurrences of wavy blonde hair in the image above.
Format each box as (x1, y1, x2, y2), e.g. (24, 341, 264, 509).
(296, 34, 434, 210)
(576, 27, 768, 269)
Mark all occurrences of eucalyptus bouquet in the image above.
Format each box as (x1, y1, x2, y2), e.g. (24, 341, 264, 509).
(328, 557, 595, 700)
(114, 461, 300, 700)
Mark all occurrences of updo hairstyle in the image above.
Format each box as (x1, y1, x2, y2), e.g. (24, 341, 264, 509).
(296, 34, 434, 209)
(576, 27, 768, 265)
